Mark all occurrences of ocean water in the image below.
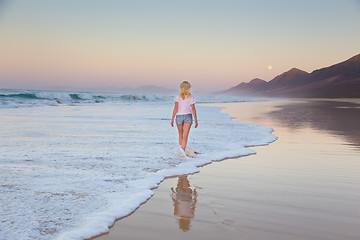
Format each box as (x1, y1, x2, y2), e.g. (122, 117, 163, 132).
(0, 89, 277, 240)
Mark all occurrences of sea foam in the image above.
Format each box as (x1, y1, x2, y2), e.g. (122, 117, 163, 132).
(0, 93, 277, 240)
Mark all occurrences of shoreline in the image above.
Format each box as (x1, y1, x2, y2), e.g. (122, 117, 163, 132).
(1, 95, 276, 240)
(93, 98, 360, 240)
(89, 101, 278, 239)
(89, 147, 275, 240)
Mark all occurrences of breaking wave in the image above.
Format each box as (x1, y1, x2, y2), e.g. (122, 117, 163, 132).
(0, 89, 174, 108)
(0, 89, 248, 108)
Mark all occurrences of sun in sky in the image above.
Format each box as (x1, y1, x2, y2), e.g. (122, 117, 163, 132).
(268, 65, 273, 70)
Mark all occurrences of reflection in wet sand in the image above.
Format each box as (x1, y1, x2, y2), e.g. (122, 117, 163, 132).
(268, 100, 360, 150)
(170, 175, 197, 232)
(94, 99, 360, 240)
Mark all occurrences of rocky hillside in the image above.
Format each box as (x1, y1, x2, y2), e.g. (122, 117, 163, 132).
(223, 53, 360, 98)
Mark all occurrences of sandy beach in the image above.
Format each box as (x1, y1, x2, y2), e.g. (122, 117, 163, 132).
(94, 99, 360, 240)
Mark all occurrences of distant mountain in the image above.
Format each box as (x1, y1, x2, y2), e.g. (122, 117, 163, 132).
(223, 78, 267, 95)
(222, 53, 360, 98)
(266, 68, 310, 94)
(302, 54, 360, 97)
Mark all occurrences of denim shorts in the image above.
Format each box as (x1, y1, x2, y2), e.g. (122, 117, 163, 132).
(176, 114, 193, 125)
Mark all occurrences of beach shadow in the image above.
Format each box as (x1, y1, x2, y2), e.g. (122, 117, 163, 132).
(268, 100, 360, 150)
(170, 175, 198, 232)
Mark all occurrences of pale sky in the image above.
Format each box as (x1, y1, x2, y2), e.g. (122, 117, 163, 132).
(0, 0, 359, 92)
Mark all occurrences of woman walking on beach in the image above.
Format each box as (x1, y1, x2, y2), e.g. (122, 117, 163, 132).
(171, 81, 198, 156)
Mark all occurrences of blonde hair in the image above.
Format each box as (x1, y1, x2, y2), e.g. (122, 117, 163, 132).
(179, 81, 192, 100)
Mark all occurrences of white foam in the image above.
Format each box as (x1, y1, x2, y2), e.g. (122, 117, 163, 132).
(0, 99, 277, 240)
(76, 93, 93, 100)
(185, 147, 197, 158)
(35, 91, 74, 101)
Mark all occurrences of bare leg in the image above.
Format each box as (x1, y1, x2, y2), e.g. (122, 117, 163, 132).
(176, 124, 183, 146)
(181, 123, 192, 150)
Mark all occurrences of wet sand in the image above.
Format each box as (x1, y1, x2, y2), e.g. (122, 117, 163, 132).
(94, 99, 360, 240)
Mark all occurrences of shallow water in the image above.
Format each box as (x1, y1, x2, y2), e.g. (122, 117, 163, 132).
(0, 91, 276, 240)
(95, 99, 360, 240)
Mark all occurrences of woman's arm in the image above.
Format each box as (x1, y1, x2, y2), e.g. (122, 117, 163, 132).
(171, 102, 178, 127)
(191, 104, 198, 128)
